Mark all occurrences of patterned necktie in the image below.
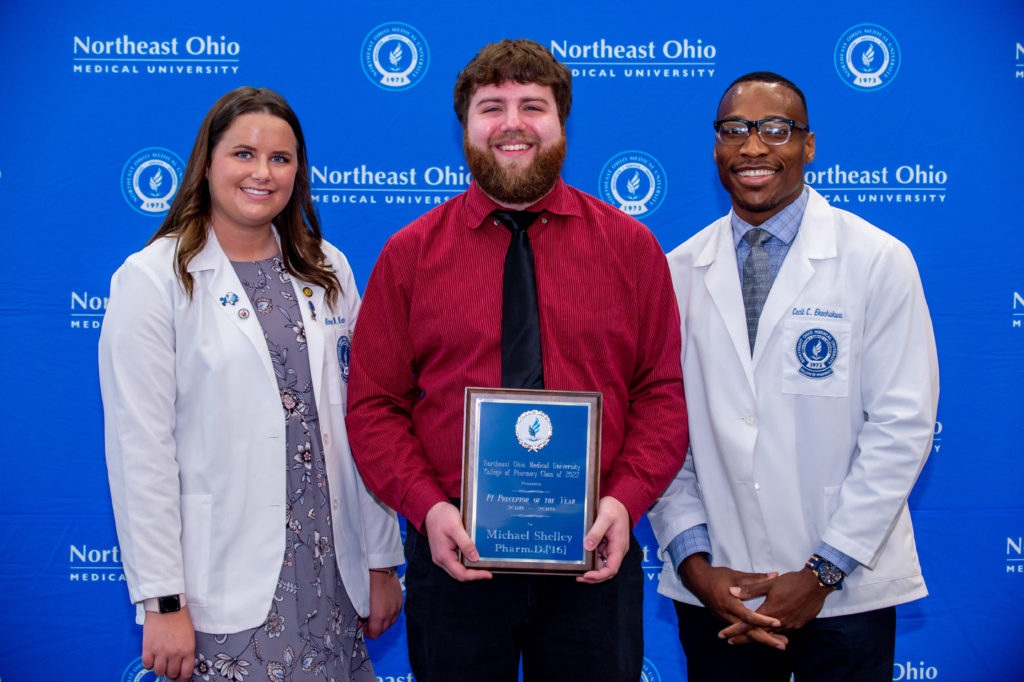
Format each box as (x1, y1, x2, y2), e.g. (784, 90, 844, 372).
(742, 227, 773, 353)
(493, 209, 544, 389)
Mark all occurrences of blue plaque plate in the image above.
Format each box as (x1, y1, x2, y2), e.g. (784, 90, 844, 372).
(461, 388, 601, 574)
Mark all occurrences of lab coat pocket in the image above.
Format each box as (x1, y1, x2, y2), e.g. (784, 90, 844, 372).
(180, 493, 211, 606)
(782, 319, 851, 398)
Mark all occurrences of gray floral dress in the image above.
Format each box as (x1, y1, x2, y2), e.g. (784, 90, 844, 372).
(189, 256, 374, 682)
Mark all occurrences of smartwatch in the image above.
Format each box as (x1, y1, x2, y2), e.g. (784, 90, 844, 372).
(143, 594, 186, 613)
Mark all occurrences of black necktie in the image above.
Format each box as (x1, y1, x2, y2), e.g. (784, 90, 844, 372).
(493, 210, 544, 389)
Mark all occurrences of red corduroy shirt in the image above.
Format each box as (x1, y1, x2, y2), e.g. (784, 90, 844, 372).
(346, 179, 688, 530)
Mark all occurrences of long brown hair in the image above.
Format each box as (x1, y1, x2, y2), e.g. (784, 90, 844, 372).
(149, 86, 340, 304)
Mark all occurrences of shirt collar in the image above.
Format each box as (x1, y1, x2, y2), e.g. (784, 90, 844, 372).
(731, 185, 809, 247)
(463, 177, 583, 230)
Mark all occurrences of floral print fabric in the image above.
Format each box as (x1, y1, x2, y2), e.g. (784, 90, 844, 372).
(189, 256, 374, 682)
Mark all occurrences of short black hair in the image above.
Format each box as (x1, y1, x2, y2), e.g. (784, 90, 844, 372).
(719, 71, 808, 123)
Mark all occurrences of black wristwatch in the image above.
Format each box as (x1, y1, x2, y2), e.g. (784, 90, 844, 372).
(157, 595, 183, 613)
(805, 554, 845, 590)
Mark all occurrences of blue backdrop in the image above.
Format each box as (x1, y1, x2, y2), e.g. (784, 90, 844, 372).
(1, 1, 1021, 680)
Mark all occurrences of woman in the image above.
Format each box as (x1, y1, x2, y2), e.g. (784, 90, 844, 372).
(99, 86, 403, 682)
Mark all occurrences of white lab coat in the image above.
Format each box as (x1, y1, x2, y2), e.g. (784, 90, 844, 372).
(99, 230, 402, 633)
(648, 188, 939, 617)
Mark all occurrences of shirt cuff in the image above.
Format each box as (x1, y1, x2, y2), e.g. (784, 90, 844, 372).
(666, 524, 712, 571)
(403, 481, 452, 532)
(815, 542, 858, 576)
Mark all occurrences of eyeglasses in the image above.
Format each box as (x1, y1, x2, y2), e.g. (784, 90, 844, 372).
(713, 118, 810, 146)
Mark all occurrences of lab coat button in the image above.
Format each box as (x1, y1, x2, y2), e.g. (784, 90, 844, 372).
(744, 414, 755, 425)
(323, 432, 331, 446)
(754, 482, 761, 491)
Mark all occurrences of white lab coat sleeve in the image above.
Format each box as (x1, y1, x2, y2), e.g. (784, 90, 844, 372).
(333, 249, 404, 569)
(647, 241, 708, 561)
(647, 446, 706, 563)
(359, 479, 404, 569)
(98, 253, 184, 604)
(820, 238, 939, 567)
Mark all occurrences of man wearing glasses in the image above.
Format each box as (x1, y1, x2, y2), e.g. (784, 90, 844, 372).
(648, 72, 939, 681)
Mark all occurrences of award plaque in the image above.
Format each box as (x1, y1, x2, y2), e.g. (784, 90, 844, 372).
(461, 387, 602, 574)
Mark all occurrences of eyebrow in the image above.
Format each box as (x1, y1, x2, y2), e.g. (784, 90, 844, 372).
(474, 96, 551, 107)
(230, 143, 294, 156)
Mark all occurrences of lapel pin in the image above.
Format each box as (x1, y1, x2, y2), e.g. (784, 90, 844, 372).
(302, 287, 313, 297)
(238, 308, 250, 319)
(307, 300, 317, 320)
(220, 292, 239, 306)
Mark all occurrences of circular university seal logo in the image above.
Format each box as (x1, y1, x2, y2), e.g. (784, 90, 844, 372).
(121, 147, 185, 216)
(641, 657, 663, 682)
(515, 410, 552, 452)
(599, 150, 667, 219)
(796, 328, 838, 379)
(361, 22, 429, 91)
(121, 657, 160, 682)
(337, 334, 351, 383)
(834, 24, 901, 91)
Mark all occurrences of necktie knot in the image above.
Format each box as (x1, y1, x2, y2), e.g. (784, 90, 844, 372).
(493, 210, 541, 234)
(744, 227, 772, 248)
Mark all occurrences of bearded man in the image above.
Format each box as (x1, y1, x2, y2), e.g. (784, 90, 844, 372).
(346, 39, 688, 682)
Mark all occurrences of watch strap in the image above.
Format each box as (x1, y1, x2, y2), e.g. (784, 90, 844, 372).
(805, 554, 845, 590)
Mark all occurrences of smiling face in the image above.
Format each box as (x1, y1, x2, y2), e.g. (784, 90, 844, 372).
(206, 111, 298, 238)
(714, 80, 814, 225)
(463, 81, 566, 209)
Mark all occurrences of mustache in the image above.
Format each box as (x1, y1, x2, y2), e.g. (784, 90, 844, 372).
(488, 133, 542, 147)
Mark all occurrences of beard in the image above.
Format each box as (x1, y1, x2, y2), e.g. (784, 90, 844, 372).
(463, 131, 567, 206)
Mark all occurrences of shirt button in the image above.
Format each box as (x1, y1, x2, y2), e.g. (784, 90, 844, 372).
(323, 433, 331, 446)
(493, 219, 500, 226)
(744, 414, 755, 425)
(541, 218, 548, 224)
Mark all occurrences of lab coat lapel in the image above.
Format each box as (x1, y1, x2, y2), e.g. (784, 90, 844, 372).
(700, 218, 757, 392)
(293, 276, 326, 404)
(189, 230, 277, 388)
